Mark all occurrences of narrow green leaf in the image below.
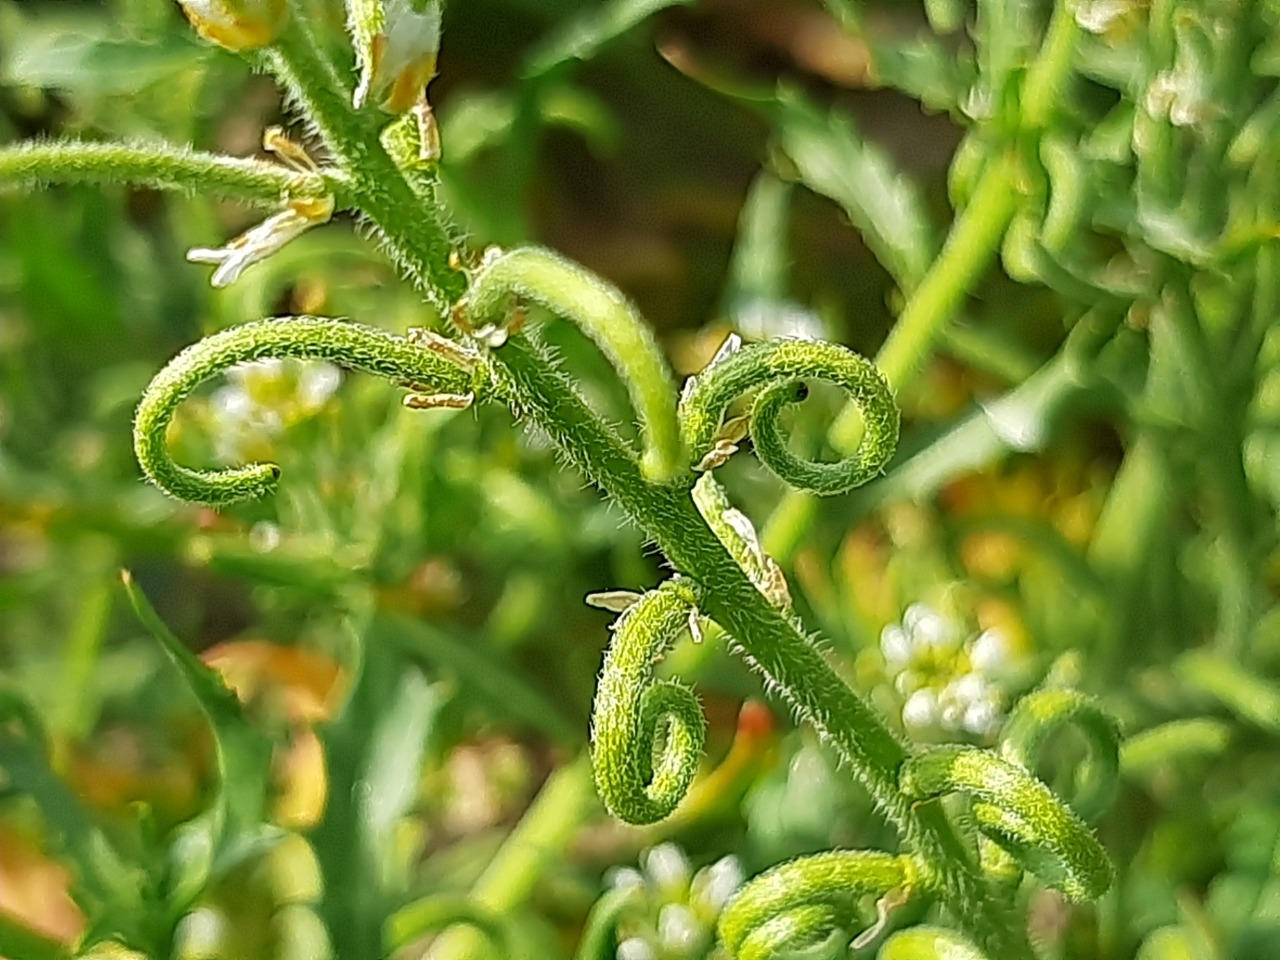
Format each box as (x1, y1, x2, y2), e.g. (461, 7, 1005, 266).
(523, 0, 695, 78)
(361, 671, 443, 849)
(119, 572, 276, 877)
(771, 86, 936, 292)
(0, 914, 68, 960)
(2, 18, 212, 95)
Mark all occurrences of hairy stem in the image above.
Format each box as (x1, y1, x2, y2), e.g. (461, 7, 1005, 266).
(133, 317, 476, 505)
(485, 337, 1033, 957)
(0, 139, 347, 208)
(266, 22, 466, 310)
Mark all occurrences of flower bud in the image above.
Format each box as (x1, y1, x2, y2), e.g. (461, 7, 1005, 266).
(348, 0, 442, 113)
(177, 0, 287, 52)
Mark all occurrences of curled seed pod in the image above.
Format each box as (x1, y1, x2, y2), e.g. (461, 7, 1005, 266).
(717, 850, 913, 960)
(1000, 688, 1121, 823)
(133, 317, 477, 507)
(679, 339, 898, 495)
(900, 747, 1113, 902)
(590, 578, 707, 825)
(459, 246, 684, 483)
(878, 926, 990, 960)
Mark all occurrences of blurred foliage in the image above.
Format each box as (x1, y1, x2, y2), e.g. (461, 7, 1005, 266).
(0, 1, 1278, 959)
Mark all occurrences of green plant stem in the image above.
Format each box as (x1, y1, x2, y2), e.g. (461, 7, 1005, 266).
(1161, 282, 1256, 653)
(266, 23, 466, 311)
(847, 151, 1020, 434)
(483, 338, 1032, 957)
(764, 4, 1083, 564)
(1018, 0, 1081, 133)
(0, 139, 347, 208)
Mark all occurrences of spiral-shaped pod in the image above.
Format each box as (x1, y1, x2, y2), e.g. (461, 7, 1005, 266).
(590, 578, 707, 825)
(133, 317, 477, 506)
(999, 688, 1121, 823)
(900, 746, 1113, 902)
(678, 339, 899, 495)
(716, 850, 913, 960)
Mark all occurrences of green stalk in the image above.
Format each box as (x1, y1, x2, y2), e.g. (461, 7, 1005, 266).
(266, 23, 466, 311)
(483, 339, 1033, 957)
(425, 754, 598, 960)
(0, 139, 346, 207)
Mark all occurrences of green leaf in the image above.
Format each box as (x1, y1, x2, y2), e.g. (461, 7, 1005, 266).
(1, 17, 211, 96)
(119, 571, 278, 894)
(523, 0, 695, 78)
(361, 671, 443, 853)
(771, 86, 936, 292)
(0, 913, 68, 960)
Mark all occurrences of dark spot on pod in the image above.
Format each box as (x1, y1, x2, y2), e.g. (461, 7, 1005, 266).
(788, 381, 809, 403)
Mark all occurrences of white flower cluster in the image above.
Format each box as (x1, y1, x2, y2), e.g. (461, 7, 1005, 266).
(609, 843, 743, 960)
(880, 603, 1018, 738)
(207, 358, 341, 464)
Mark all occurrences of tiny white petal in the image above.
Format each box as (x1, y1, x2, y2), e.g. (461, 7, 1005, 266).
(948, 673, 989, 704)
(298, 363, 342, 408)
(695, 855, 744, 913)
(585, 590, 644, 613)
(605, 866, 646, 892)
(211, 385, 252, 421)
(617, 938, 656, 960)
(880, 624, 911, 665)
(963, 699, 1000, 736)
(643, 843, 691, 894)
(902, 688, 938, 728)
(894, 670, 921, 696)
(707, 332, 742, 369)
(657, 903, 704, 952)
(905, 604, 956, 648)
(679, 375, 697, 406)
(970, 629, 1011, 672)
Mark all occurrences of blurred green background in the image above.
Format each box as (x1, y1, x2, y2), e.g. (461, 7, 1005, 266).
(2, 1, 1279, 959)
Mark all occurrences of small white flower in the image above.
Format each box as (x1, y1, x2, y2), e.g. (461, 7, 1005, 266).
(353, 0, 443, 113)
(188, 196, 334, 288)
(206, 358, 342, 463)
